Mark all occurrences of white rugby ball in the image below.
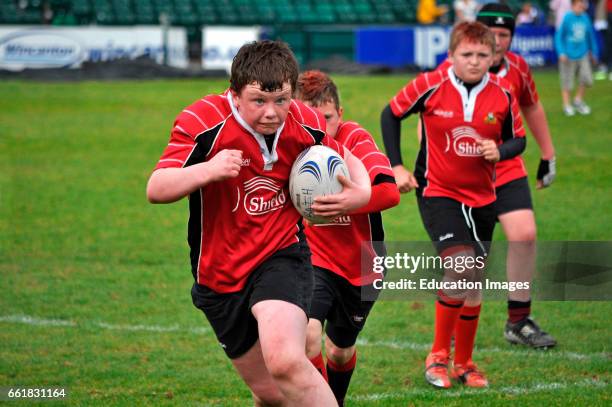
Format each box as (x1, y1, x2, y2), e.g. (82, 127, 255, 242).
(289, 145, 350, 224)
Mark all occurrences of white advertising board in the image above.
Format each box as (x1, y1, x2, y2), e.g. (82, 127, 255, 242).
(0, 25, 188, 71)
(202, 26, 261, 73)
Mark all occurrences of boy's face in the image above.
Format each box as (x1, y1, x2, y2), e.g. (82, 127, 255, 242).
(304, 100, 343, 138)
(449, 39, 493, 84)
(232, 82, 292, 135)
(490, 27, 512, 67)
(572, 0, 587, 13)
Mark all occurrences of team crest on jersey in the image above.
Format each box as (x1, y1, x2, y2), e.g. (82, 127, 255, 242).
(445, 126, 483, 157)
(243, 176, 287, 215)
(484, 112, 497, 125)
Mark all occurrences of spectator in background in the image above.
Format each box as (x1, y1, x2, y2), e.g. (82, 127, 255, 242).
(517, 2, 543, 25)
(555, 0, 599, 115)
(550, 0, 572, 28)
(454, 0, 481, 22)
(417, 0, 449, 24)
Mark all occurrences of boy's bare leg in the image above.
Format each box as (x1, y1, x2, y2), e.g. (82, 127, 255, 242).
(253, 300, 337, 406)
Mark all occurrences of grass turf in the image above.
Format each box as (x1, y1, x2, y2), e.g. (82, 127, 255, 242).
(1, 72, 611, 405)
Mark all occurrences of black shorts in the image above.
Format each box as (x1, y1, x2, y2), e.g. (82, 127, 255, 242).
(191, 241, 314, 359)
(417, 195, 496, 258)
(308, 266, 377, 349)
(495, 176, 533, 216)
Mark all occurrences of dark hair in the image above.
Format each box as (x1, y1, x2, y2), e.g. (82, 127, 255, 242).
(295, 70, 340, 110)
(230, 40, 299, 95)
(476, 3, 516, 36)
(449, 21, 495, 54)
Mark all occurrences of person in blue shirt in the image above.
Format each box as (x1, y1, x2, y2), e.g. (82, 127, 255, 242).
(555, 0, 600, 115)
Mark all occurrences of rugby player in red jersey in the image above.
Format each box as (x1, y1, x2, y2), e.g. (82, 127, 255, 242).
(295, 70, 400, 406)
(381, 22, 527, 388)
(147, 40, 372, 406)
(418, 3, 557, 349)
(475, 3, 557, 349)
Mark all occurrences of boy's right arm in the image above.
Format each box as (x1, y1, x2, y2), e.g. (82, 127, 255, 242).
(147, 149, 242, 203)
(381, 104, 419, 193)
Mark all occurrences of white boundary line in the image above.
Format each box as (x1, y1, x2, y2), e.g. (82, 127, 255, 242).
(0, 314, 210, 335)
(1, 314, 610, 401)
(356, 338, 611, 361)
(348, 378, 610, 401)
(1, 314, 610, 362)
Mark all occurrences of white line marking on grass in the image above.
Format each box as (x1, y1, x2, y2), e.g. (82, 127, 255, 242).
(356, 338, 611, 361)
(348, 378, 610, 401)
(0, 314, 209, 335)
(1, 314, 609, 362)
(0, 315, 77, 327)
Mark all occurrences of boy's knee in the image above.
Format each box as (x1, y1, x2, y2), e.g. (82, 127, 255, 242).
(305, 323, 323, 358)
(325, 340, 355, 366)
(265, 353, 305, 381)
(507, 226, 536, 242)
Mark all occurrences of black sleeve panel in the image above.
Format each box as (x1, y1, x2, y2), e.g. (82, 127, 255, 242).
(498, 137, 526, 161)
(381, 89, 432, 167)
(380, 104, 404, 166)
(372, 173, 396, 185)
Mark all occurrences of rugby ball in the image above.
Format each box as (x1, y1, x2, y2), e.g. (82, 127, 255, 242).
(289, 145, 350, 224)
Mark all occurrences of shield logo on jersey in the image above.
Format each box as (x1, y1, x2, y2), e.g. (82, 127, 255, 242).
(450, 126, 483, 157)
(243, 176, 287, 215)
(484, 112, 497, 125)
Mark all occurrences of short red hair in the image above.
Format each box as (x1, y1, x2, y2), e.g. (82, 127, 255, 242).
(295, 70, 340, 110)
(449, 21, 495, 54)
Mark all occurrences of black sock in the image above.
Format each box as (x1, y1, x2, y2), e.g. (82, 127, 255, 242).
(326, 351, 356, 407)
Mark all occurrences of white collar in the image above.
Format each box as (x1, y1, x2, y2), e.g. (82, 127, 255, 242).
(227, 93, 285, 171)
(448, 66, 489, 122)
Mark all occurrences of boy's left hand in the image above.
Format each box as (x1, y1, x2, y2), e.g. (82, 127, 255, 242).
(477, 139, 500, 163)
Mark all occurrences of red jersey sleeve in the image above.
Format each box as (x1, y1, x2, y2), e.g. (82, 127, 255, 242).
(515, 55, 540, 107)
(389, 70, 445, 118)
(352, 182, 400, 215)
(337, 122, 399, 214)
(290, 99, 325, 133)
(342, 123, 395, 183)
(499, 77, 527, 141)
(510, 90, 527, 139)
(154, 94, 229, 171)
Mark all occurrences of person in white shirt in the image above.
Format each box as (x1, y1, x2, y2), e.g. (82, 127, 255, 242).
(550, 0, 572, 28)
(454, 0, 481, 21)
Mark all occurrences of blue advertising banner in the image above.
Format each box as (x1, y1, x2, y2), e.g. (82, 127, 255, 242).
(511, 25, 557, 66)
(355, 27, 415, 68)
(356, 25, 557, 69)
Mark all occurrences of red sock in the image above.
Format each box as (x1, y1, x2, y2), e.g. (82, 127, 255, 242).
(454, 304, 481, 365)
(507, 300, 531, 323)
(432, 294, 464, 354)
(309, 353, 328, 382)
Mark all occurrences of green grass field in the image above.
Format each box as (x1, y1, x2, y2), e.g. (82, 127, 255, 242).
(1, 72, 611, 406)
